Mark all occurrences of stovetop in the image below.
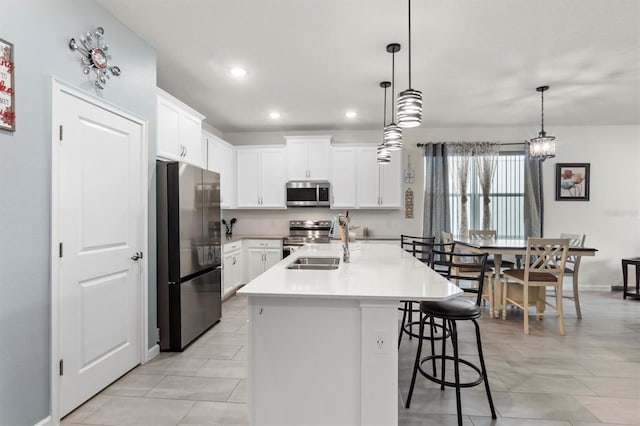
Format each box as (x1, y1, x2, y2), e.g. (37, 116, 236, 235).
(283, 220, 332, 246)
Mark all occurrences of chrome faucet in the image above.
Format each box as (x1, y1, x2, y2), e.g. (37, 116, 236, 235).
(330, 213, 350, 262)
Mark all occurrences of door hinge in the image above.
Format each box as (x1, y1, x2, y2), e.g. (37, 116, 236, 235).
(59, 359, 64, 376)
(59, 242, 63, 258)
(156, 328, 160, 343)
(59, 125, 63, 141)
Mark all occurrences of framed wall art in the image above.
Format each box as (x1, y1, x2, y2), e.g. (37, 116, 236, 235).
(0, 37, 15, 132)
(556, 163, 590, 201)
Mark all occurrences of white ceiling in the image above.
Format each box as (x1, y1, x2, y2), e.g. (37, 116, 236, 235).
(100, 0, 640, 133)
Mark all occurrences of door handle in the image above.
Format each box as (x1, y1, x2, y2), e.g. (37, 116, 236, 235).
(131, 251, 143, 261)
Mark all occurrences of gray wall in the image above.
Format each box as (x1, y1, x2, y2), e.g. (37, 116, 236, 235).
(0, 1, 157, 424)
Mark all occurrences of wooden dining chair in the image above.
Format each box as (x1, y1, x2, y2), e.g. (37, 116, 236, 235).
(559, 233, 587, 319)
(502, 238, 570, 335)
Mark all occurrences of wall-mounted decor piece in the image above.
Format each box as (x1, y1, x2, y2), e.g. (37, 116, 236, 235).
(69, 27, 121, 90)
(0, 37, 15, 132)
(556, 163, 590, 201)
(405, 188, 414, 218)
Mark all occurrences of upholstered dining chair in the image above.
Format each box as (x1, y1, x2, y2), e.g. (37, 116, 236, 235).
(559, 233, 587, 318)
(502, 238, 570, 335)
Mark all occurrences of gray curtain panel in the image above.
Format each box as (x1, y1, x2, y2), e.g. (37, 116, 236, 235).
(422, 143, 451, 240)
(524, 157, 543, 237)
(474, 142, 500, 230)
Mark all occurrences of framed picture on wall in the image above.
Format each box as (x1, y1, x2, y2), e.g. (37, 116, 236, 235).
(556, 163, 590, 201)
(0, 37, 15, 132)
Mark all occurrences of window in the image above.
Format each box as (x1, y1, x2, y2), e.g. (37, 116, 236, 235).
(448, 153, 525, 239)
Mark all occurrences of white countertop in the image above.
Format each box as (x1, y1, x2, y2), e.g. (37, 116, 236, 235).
(237, 243, 463, 301)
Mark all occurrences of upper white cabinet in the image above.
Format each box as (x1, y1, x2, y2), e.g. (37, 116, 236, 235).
(357, 147, 401, 208)
(330, 147, 357, 208)
(205, 131, 235, 209)
(331, 145, 401, 209)
(156, 88, 206, 167)
(285, 136, 331, 181)
(236, 146, 286, 208)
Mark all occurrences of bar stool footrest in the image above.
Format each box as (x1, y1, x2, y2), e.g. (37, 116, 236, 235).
(417, 355, 484, 388)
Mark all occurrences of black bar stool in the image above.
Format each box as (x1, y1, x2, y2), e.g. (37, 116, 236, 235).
(622, 257, 640, 300)
(405, 249, 497, 426)
(398, 239, 455, 349)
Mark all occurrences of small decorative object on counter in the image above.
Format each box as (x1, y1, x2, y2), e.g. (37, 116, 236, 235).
(405, 188, 414, 218)
(69, 26, 121, 89)
(221, 217, 237, 237)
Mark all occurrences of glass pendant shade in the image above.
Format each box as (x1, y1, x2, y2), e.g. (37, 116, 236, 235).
(377, 143, 391, 164)
(528, 132, 556, 160)
(397, 88, 423, 128)
(528, 85, 556, 161)
(383, 123, 402, 150)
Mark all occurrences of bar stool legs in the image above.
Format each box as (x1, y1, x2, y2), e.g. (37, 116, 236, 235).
(405, 315, 497, 426)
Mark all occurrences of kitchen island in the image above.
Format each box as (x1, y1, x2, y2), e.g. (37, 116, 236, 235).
(237, 243, 462, 426)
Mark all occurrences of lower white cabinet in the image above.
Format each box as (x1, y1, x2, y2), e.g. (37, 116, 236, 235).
(222, 242, 244, 297)
(246, 239, 282, 282)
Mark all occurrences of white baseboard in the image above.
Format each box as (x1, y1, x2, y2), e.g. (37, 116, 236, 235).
(34, 416, 52, 426)
(145, 344, 160, 363)
(563, 283, 611, 292)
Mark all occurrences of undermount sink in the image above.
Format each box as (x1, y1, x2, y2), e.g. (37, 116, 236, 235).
(286, 256, 340, 270)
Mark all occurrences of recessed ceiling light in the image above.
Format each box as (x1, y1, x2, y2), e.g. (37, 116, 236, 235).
(345, 111, 357, 119)
(269, 112, 281, 119)
(230, 67, 247, 78)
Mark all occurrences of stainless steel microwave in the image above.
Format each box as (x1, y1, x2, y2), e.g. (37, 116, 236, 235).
(286, 181, 330, 207)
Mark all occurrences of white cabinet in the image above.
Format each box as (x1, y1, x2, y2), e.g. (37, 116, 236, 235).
(157, 88, 206, 167)
(246, 239, 283, 282)
(236, 146, 286, 208)
(357, 147, 401, 208)
(205, 131, 235, 209)
(331, 145, 401, 209)
(222, 241, 244, 297)
(330, 146, 357, 208)
(285, 136, 331, 181)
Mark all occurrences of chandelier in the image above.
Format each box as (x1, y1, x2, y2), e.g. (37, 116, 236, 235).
(528, 85, 556, 161)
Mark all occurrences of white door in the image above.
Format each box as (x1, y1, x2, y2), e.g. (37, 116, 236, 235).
(236, 149, 261, 207)
(181, 110, 203, 167)
(357, 147, 380, 208)
(264, 248, 282, 271)
(330, 147, 357, 208)
(379, 150, 401, 207)
(247, 249, 265, 281)
(306, 140, 330, 180)
(56, 90, 143, 417)
(285, 140, 308, 180)
(260, 149, 286, 208)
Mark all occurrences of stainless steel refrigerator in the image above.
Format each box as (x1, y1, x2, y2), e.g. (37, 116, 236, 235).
(157, 160, 222, 351)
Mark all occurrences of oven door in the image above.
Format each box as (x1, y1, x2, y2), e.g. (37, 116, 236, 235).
(283, 245, 300, 258)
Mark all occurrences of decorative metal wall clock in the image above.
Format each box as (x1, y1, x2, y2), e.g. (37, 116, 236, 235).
(69, 27, 121, 89)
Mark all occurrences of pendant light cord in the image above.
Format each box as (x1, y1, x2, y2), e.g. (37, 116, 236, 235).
(408, 0, 412, 89)
(540, 90, 545, 134)
(391, 50, 396, 122)
(383, 85, 388, 126)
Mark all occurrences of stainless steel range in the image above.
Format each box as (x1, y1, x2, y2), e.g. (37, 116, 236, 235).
(282, 220, 332, 257)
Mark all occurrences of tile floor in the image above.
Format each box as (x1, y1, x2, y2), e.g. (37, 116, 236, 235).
(62, 291, 640, 425)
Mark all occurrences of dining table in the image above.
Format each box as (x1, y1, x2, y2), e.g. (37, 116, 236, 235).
(454, 238, 598, 318)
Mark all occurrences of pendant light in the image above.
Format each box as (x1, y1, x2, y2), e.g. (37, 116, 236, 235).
(397, 0, 423, 128)
(383, 43, 402, 151)
(528, 85, 556, 161)
(377, 81, 391, 164)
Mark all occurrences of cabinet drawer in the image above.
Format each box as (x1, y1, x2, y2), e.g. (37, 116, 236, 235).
(223, 241, 243, 253)
(245, 239, 282, 249)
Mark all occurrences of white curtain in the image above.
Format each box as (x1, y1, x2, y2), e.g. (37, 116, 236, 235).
(448, 142, 474, 239)
(474, 142, 500, 230)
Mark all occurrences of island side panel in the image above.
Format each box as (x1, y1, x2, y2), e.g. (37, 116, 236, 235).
(360, 301, 399, 426)
(247, 295, 362, 426)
